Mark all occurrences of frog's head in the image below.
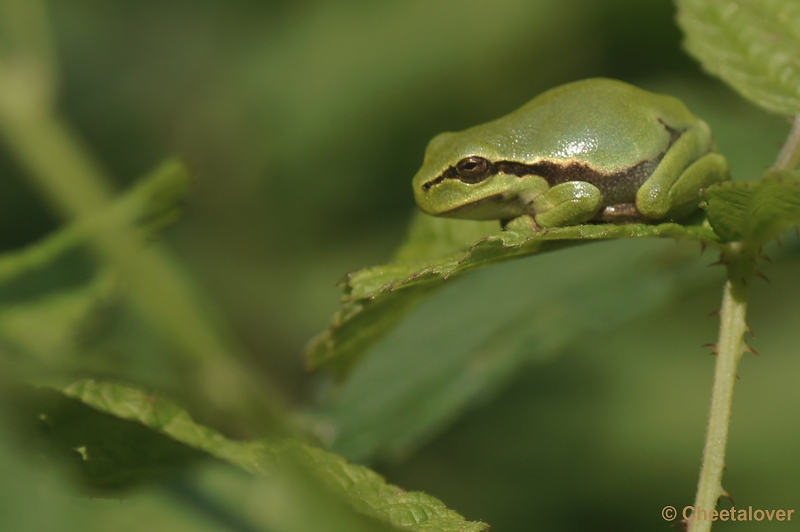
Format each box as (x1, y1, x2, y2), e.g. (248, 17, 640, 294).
(412, 130, 548, 220)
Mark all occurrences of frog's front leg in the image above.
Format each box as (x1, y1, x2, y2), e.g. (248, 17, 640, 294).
(636, 122, 730, 220)
(531, 181, 603, 228)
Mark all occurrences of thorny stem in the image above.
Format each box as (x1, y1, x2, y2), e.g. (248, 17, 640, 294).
(687, 245, 755, 532)
(689, 107, 798, 532)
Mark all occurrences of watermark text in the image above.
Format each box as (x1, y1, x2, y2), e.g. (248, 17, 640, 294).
(661, 506, 794, 522)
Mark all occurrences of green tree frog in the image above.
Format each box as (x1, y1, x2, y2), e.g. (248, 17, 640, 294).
(412, 78, 729, 230)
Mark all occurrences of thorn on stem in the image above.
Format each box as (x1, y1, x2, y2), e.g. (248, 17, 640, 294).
(702, 343, 718, 354)
(746, 325, 755, 338)
(746, 344, 761, 357)
(707, 309, 721, 317)
(756, 271, 771, 283)
(721, 490, 735, 506)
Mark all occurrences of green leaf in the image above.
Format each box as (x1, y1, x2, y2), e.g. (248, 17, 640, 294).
(13, 380, 489, 532)
(308, 219, 719, 376)
(392, 213, 500, 263)
(0, 416, 233, 532)
(676, 0, 800, 116)
(317, 238, 722, 461)
(11, 385, 208, 492)
(703, 170, 800, 243)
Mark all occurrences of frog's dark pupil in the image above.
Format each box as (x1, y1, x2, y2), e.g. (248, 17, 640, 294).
(456, 156, 490, 183)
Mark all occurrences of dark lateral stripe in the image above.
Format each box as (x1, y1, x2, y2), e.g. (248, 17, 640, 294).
(421, 119, 683, 192)
(421, 157, 660, 192)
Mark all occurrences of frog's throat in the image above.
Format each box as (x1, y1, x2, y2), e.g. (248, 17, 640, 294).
(439, 193, 527, 219)
(420, 157, 661, 195)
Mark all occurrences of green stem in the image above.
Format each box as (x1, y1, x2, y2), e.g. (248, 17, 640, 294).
(688, 244, 754, 532)
(774, 115, 800, 172)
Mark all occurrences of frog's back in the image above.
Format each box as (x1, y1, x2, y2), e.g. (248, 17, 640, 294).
(467, 78, 698, 173)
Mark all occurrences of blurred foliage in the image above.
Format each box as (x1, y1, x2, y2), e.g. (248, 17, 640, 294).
(0, 161, 190, 386)
(0, 1, 799, 531)
(6, 380, 484, 531)
(677, 0, 800, 117)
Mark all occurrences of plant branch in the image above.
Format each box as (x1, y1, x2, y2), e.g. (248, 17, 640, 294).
(774, 115, 800, 171)
(688, 243, 755, 532)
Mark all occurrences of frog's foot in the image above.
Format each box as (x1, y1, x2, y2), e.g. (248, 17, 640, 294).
(595, 203, 644, 223)
(658, 152, 729, 220)
(532, 181, 603, 228)
(502, 214, 539, 233)
(637, 135, 730, 221)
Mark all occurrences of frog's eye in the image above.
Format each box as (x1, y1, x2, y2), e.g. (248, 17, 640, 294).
(456, 156, 491, 183)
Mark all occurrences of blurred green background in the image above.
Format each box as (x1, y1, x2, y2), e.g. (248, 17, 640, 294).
(1, 0, 798, 531)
